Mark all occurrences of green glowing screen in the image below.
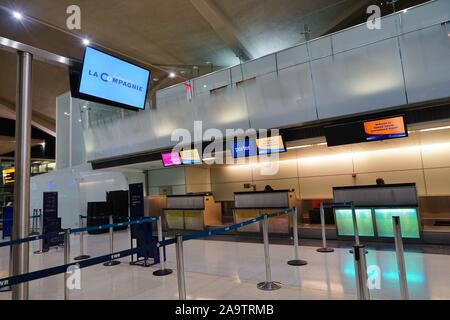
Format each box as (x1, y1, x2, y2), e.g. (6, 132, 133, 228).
(375, 208, 420, 239)
(335, 209, 374, 237)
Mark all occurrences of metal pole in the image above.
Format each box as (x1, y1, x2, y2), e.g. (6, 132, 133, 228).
(12, 51, 33, 300)
(74, 215, 90, 260)
(351, 202, 360, 245)
(63, 229, 70, 300)
(257, 215, 282, 291)
(175, 234, 186, 300)
(103, 215, 120, 266)
(153, 216, 173, 276)
(288, 208, 307, 266)
(393, 216, 409, 300)
(317, 202, 334, 253)
(34, 213, 48, 254)
(352, 244, 370, 300)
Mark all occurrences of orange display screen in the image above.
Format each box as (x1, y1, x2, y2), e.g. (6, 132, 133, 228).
(364, 116, 407, 141)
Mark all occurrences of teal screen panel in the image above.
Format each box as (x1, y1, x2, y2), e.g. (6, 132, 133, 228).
(375, 208, 420, 239)
(335, 209, 374, 237)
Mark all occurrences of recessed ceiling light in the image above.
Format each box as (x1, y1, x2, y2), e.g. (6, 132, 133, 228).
(82, 38, 90, 46)
(12, 11, 23, 20)
(169, 72, 176, 78)
(205, 61, 211, 64)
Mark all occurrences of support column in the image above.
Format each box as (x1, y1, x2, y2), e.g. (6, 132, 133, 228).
(12, 51, 33, 300)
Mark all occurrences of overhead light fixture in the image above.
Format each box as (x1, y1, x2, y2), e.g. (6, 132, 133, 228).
(153, 78, 159, 82)
(12, 11, 23, 20)
(82, 38, 90, 46)
(286, 142, 327, 150)
(287, 144, 313, 150)
(419, 125, 450, 132)
(169, 72, 176, 78)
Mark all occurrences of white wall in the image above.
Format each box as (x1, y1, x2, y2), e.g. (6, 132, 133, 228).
(30, 164, 129, 228)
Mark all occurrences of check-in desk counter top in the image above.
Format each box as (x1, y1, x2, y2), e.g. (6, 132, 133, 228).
(163, 194, 222, 231)
(232, 190, 298, 234)
(333, 183, 422, 241)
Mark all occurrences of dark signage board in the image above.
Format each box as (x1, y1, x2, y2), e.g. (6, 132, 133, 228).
(43, 192, 58, 219)
(129, 183, 144, 218)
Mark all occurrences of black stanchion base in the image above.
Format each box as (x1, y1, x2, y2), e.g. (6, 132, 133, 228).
(349, 249, 369, 254)
(103, 260, 121, 267)
(74, 255, 91, 261)
(287, 259, 308, 266)
(153, 269, 173, 276)
(317, 247, 334, 253)
(34, 249, 49, 254)
(257, 281, 282, 291)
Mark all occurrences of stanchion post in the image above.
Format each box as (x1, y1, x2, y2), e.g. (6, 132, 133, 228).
(257, 215, 282, 291)
(74, 215, 90, 260)
(352, 244, 370, 300)
(317, 202, 334, 253)
(34, 213, 48, 254)
(103, 215, 120, 266)
(175, 234, 186, 300)
(153, 216, 173, 276)
(63, 229, 70, 300)
(351, 202, 360, 245)
(393, 216, 409, 300)
(288, 208, 307, 266)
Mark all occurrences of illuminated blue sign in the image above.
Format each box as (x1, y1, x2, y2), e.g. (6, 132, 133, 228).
(232, 139, 257, 158)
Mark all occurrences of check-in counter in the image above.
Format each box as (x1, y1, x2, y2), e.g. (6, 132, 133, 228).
(333, 183, 422, 240)
(232, 190, 299, 234)
(163, 194, 222, 231)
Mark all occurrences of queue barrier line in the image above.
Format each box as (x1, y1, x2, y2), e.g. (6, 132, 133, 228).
(71, 217, 158, 234)
(0, 243, 153, 289)
(0, 216, 158, 248)
(158, 208, 294, 247)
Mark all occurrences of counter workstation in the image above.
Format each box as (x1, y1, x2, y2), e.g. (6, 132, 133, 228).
(163, 193, 222, 231)
(333, 183, 422, 240)
(233, 190, 299, 234)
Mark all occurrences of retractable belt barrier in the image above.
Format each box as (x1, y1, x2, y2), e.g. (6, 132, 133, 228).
(0, 216, 158, 248)
(157, 209, 294, 247)
(0, 243, 154, 289)
(0, 216, 159, 290)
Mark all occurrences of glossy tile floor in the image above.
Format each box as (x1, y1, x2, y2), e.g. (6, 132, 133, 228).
(1, 230, 450, 300)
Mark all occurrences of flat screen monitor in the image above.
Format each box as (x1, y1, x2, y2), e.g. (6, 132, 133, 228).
(161, 152, 182, 167)
(256, 136, 286, 155)
(231, 138, 257, 158)
(78, 47, 150, 111)
(363, 116, 407, 141)
(180, 149, 201, 165)
(325, 115, 407, 147)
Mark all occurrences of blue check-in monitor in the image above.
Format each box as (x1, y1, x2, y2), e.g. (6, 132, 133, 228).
(79, 47, 150, 110)
(231, 138, 257, 158)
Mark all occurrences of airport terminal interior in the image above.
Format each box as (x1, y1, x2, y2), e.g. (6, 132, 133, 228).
(1, 0, 450, 302)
